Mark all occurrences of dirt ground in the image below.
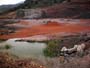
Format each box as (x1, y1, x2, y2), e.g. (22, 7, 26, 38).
(0, 19, 90, 39)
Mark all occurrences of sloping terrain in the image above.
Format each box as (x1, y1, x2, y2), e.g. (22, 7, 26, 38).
(42, 1, 90, 18)
(0, 11, 16, 19)
(0, 0, 90, 19)
(0, 19, 90, 39)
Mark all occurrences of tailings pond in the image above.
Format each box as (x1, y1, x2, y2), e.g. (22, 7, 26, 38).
(0, 38, 47, 58)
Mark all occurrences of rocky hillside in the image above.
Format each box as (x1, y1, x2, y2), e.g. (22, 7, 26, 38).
(0, 0, 90, 19)
(0, 4, 19, 13)
(24, 0, 65, 8)
(42, 0, 90, 18)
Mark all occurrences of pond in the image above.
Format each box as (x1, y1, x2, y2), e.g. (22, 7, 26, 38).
(0, 38, 47, 58)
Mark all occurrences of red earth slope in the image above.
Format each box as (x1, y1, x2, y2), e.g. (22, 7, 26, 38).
(0, 21, 90, 39)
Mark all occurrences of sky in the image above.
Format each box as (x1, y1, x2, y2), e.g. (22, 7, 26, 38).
(0, 0, 25, 5)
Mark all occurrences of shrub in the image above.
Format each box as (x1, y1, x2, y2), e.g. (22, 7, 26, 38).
(44, 40, 60, 57)
(5, 44, 12, 49)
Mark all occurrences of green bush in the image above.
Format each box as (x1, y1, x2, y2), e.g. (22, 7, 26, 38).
(43, 40, 60, 57)
(5, 44, 12, 49)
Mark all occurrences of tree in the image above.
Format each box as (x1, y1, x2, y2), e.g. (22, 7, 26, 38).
(24, 0, 66, 8)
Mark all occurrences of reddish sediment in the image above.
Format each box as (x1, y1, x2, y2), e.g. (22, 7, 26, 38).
(0, 21, 90, 39)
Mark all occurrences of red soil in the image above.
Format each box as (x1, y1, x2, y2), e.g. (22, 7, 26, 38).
(0, 21, 90, 39)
